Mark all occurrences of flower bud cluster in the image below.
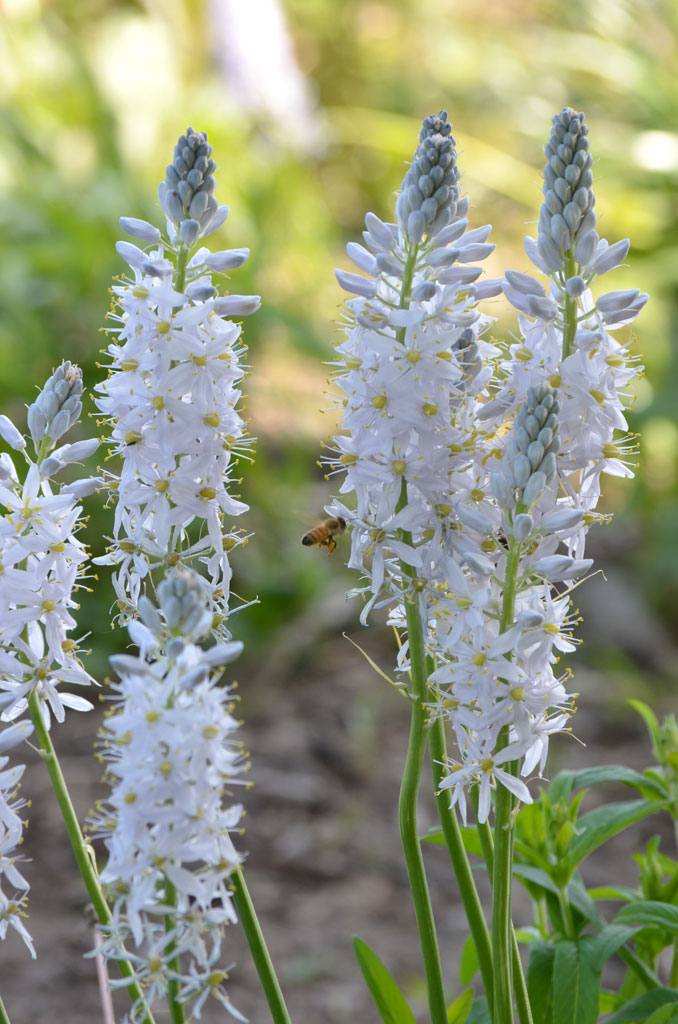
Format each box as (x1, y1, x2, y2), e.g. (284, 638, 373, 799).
(491, 384, 559, 513)
(0, 370, 99, 953)
(158, 127, 228, 246)
(538, 108, 596, 272)
(491, 107, 646, 560)
(328, 111, 499, 623)
(95, 128, 260, 627)
(27, 361, 84, 449)
(396, 111, 461, 245)
(91, 569, 245, 1022)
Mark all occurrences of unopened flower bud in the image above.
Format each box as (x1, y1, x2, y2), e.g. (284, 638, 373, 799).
(397, 111, 461, 246)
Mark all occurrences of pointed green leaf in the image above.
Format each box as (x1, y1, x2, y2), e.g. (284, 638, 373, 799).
(352, 936, 417, 1024)
(527, 940, 555, 1024)
(565, 800, 666, 869)
(647, 1006, 678, 1024)
(614, 901, 678, 934)
(628, 699, 659, 743)
(588, 924, 638, 970)
(552, 765, 668, 799)
(551, 937, 600, 1024)
(588, 885, 641, 902)
(604, 989, 678, 1023)
(459, 935, 479, 986)
(447, 988, 473, 1024)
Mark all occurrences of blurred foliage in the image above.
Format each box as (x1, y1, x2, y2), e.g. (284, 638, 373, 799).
(0, 0, 676, 677)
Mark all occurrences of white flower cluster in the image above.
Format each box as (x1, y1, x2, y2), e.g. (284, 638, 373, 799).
(95, 127, 259, 628)
(91, 568, 246, 1022)
(327, 111, 500, 622)
(0, 363, 100, 952)
(327, 109, 645, 822)
(483, 107, 647, 539)
(0, 720, 34, 956)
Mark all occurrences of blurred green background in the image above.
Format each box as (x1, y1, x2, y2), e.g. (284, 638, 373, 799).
(0, 0, 676, 678)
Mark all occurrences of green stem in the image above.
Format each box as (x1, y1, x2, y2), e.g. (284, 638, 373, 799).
(174, 244, 190, 294)
(471, 792, 533, 1024)
(27, 691, 156, 1024)
(400, 592, 448, 1024)
(163, 880, 185, 1024)
(231, 868, 292, 1024)
(492, 536, 524, 1024)
(0, 995, 11, 1024)
(430, 718, 494, 999)
(561, 251, 578, 360)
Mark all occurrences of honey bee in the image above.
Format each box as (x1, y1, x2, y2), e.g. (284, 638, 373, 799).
(301, 516, 347, 554)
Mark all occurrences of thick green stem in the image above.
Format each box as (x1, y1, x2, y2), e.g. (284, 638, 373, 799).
(400, 592, 448, 1024)
(430, 718, 494, 999)
(389, 241, 446, 1022)
(231, 868, 292, 1024)
(471, 792, 532, 1024)
(561, 251, 578, 360)
(163, 880, 185, 1024)
(0, 995, 10, 1024)
(27, 691, 155, 1024)
(492, 536, 523, 1024)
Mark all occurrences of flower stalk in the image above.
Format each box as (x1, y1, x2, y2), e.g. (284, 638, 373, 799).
(400, 581, 447, 1024)
(26, 689, 155, 1024)
(231, 868, 293, 1024)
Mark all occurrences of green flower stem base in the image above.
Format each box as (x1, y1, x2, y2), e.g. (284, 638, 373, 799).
(492, 535, 523, 1024)
(471, 791, 533, 1024)
(430, 717, 495, 999)
(27, 690, 156, 1024)
(231, 867, 292, 1024)
(400, 589, 448, 1024)
(163, 880, 185, 1024)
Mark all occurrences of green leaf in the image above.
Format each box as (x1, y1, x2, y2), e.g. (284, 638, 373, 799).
(466, 998, 492, 1024)
(628, 699, 660, 746)
(589, 885, 641, 902)
(527, 940, 555, 1024)
(459, 935, 479, 986)
(513, 862, 560, 895)
(614, 901, 678, 934)
(565, 800, 666, 869)
(647, 1006, 678, 1024)
(588, 924, 638, 970)
(551, 937, 600, 1024)
(352, 937, 417, 1024)
(447, 988, 473, 1024)
(421, 825, 484, 857)
(552, 765, 668, 800)
(567, 873, 605, 930)
(604, 989, 678, 1023)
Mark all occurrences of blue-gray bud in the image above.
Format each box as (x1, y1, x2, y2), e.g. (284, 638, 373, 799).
(27, 362, 84, 447)
(397, 111, 461, 245)
(500, 383, 561, 512)
(158, 127, 218, 240)
(157, 567, 212, 640)
(538, 108, 597, 271)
